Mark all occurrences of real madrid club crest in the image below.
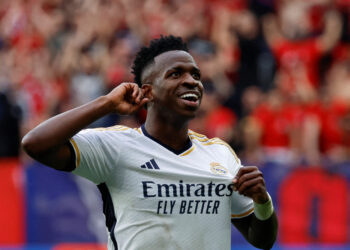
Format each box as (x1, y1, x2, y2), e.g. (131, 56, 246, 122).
(210, 162, 228, 175)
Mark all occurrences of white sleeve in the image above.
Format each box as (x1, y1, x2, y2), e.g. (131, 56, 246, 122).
(226, 148, 254, 219)
(69, 129, 117, 184)
(231, 189, 254, 219)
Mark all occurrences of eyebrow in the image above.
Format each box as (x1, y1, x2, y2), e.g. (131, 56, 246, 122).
(167, 66, 201, 73)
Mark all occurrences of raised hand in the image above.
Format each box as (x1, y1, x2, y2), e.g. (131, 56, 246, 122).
(106, 82, 150, 115)
(233, 166, 269, 204)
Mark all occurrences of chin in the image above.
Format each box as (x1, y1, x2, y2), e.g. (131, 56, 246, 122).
(182, 109, 199, 120)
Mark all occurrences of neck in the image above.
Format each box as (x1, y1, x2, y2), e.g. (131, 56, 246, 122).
(144, 112, 190, 151)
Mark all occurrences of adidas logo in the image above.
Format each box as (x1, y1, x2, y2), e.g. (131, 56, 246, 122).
(141, 159, 160, 170)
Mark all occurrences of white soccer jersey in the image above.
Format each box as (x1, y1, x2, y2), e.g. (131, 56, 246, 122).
(70, 125, 254, 250)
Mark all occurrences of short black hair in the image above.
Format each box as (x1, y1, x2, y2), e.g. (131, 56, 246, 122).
(131, 35, 188, 87)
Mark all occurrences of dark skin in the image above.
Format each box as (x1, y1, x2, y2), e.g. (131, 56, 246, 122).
(232, 166, 278, 250)
(22, 50, 277, 249)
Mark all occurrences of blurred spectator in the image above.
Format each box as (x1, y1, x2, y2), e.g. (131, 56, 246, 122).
(232, 10, 275, 92)
(243, 89, 301, 164)
(263, 6, 342, 89)
(70, 48, 105, 107)
(228, 10, 275, 117)
(103, 31, 139, 89)
(318, 59, 350, 163)
(319, 99, 350, 163)
(69, 48, 107, 127)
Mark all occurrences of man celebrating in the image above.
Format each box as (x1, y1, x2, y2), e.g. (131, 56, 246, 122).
(22, 35, 277, 250)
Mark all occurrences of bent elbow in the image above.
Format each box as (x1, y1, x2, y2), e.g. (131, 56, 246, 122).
(260, 239, 277, 250)
(254, 231, 277, 250)
(252, 239, 276, 250)
(21, 134, 32, 155)
(21, 133, 40, 158)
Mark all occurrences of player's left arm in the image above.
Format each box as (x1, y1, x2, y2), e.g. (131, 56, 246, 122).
(231, 166, 278, 250)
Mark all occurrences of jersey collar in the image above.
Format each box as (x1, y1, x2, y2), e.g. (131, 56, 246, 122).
(141, 124, 193, 155)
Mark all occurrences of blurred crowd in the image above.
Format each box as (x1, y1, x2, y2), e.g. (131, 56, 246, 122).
(0, 0, 349, 166)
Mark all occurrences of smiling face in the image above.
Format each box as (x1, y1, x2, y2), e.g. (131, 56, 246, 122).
(143, 50, 204, 120)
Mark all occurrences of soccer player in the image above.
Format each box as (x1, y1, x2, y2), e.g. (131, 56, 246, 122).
(22, 35, 278, 250)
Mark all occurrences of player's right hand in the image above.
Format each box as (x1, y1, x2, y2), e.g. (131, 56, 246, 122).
(105, 82, 150, 115)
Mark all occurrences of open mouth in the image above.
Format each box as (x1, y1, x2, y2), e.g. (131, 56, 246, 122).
(178, 92, 201, 109)
(180, 93, 200, 102)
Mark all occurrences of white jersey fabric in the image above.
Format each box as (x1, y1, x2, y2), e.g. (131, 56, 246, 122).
(70, 125, 254, 250)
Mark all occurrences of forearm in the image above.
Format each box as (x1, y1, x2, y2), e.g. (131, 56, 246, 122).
(247, 194, 278, 249)
(262, 14, 283, 48)
(247, 212, 278, 250)
(318, 10, 342, 52)
(232, 168, 278, 250)
(22, 82, 148, 170)
(22, 96, 113, 164)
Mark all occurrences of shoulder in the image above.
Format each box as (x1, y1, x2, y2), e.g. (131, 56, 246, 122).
(77, 125, 143, 142)
(188, 130, 240, 164)
(189, 129, 228, 147)
(81, 124, 141, 134)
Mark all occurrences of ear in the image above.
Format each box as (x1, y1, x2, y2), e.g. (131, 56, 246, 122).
(141, 84, 153, 101)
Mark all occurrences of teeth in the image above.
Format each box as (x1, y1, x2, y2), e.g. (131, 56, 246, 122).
(180, 93, 198, 100)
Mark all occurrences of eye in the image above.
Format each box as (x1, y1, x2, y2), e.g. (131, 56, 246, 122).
(170, 71, 181, 78)
(192, 72, 201, 80)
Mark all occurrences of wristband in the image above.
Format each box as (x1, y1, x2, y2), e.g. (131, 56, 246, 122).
(253, 193, 274, 221)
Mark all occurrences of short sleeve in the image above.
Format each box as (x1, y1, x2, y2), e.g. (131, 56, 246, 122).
(70, 129, 117, 184)
(227, 154, 254, 219)
(231, 191, 254, 219)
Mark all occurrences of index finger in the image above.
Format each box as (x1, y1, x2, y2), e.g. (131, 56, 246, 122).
(130, 83, 140, 99)
(234, 166, 258, 181)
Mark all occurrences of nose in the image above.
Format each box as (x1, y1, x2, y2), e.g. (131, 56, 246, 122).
(182, 73, 202, 89)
